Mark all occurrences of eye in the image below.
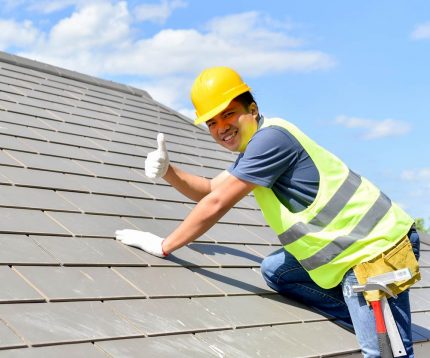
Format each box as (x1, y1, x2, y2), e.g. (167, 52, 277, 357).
(223, 111, 234, 119)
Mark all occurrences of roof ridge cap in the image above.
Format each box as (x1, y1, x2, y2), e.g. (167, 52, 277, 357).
(0, 50, 151, 100)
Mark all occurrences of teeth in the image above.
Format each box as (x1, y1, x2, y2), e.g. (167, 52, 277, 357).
(223, 132, 235, 141)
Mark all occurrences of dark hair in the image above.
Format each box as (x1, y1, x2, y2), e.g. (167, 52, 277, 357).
(234, 91, 257, 112)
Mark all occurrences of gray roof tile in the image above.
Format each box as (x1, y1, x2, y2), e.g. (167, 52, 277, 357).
(196, 325, 318, 358)
(411, 312, 430, 340)
(0, 99, 51, 119)
(272, 321, 360, 354)
(412, 342, 430, 357)
(0, 133, 37, 153)
(56, 191, 150, 216)
(116, 238, 218, 267)
(0, 166, 88, 192)
(29, 127, 102, 149)
(416, 267, 430, 287)
(0, 150, 21, 166)
(31, 236, 144, 266)
(114, 266, 223, 297)
(260, 293, 329, 321)
(410, 288, 430, 311)
(130, 182, 190, 202)
(163, 245, 220, 266)
(0, 301, 142, 345)
(190, 267, 273, 295)
(0, 207, 70, 235)
(0, 110, 52, 130)
(193, 295, 302, 328)
(127, 198, 191, 220)
(204, 222, 269, 244)
(0, 266, 45, 303)
(246, 244, 283, 259)
(4, 150, 91, 175)
(0, 234, 58, 265)
(19, 138, 100, 162)
(72, 160, 146, 181)
(15, 266, 144, 301)
(0, 186, 79, 212)
(107, 298, 229, 335)
(420, 250, 430, 266)
(188, 243, 263, 267)
(66, 175, 149, 197)
(45, 211, 132, 237)
(84, 149, 146, 169)
(0, 343, 109, 358)
(95, 335, 219, 358)
(0, 320, 26, 349)
(243, 225, 279, 245)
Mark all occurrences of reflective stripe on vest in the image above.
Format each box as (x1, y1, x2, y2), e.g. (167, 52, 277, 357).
(252, 117, 414, 288)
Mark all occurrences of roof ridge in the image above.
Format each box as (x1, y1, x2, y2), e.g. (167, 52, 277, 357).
(0, 51, 151, 101)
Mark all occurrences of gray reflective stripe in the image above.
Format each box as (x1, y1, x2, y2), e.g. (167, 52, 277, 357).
(300, 192, 392, 271)
(279, 170, 362, 246)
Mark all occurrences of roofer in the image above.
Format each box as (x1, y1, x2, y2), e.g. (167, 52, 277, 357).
(116, 66, 421, 357)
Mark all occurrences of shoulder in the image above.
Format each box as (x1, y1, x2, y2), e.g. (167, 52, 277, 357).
(245, 124, 300, 156)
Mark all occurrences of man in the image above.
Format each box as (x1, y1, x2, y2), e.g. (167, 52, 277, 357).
(116, 66, 420, 357)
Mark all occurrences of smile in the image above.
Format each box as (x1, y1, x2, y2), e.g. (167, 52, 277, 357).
(222, 130, 237, 142)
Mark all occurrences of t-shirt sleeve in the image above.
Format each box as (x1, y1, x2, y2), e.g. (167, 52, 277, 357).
(228, 126, 300, 188)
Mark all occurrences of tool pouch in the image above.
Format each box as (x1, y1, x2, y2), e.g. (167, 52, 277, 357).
(353, 235, 421, 302)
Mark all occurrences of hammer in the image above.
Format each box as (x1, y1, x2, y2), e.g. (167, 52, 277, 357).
(352, 268, 412, 358)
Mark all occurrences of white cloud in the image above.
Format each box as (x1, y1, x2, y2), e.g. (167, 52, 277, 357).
(18, 1, 131, 73)
(411, 22, 430, 40)
(48, 2, 130, 52)
(335, 115, 411, 140)
(14, 2, 334, 77)
(3, 2, 334, 114)
(0, 19, 41, 50)
(135, 0, 187, 24)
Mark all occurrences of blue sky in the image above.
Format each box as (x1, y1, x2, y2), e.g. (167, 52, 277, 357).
(0, 0, 429, 221)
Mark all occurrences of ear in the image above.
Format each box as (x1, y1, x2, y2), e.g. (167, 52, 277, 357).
(249, 102, 259, 117)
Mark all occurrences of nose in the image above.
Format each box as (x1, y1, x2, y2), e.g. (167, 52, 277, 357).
(219, 122, 230, 134)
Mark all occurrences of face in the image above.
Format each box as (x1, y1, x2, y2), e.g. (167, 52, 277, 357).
(206, 100, 259, 152)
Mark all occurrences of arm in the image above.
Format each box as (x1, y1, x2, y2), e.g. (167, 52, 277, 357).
(162, 173, 256, 253)
(116, 173, 256, 256)
(145, 133, 231, 201)
(163, 166, 230, 202)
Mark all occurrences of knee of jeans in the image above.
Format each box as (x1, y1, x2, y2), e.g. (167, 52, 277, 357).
(261, 255, 276, 284)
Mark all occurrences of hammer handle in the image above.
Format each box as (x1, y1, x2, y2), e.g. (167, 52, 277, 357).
(371, 300, 394, 358)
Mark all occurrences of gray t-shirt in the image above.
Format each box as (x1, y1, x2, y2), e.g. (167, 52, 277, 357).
(228, 119, 320, 213)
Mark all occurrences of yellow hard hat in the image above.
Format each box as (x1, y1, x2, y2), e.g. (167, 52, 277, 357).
(191, 66, 251, 125)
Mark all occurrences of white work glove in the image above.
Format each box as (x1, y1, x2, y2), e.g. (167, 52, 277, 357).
(145, 133, 170, 179)
(115, 229, 167, 257)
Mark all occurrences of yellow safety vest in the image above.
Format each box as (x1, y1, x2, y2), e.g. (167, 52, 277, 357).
(252, 117, 414, 289)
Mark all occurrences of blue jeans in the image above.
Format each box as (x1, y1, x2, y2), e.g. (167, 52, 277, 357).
(261, 230, 420, 358)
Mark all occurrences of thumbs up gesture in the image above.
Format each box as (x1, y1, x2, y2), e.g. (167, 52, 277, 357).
(145, 133, 170, 179)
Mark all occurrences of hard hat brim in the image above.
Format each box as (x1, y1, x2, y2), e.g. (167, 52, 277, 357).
(193, 98, 232, 125)
(193, 84, 251, 126)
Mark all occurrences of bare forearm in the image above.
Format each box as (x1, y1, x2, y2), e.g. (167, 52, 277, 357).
(163, 164, 211, 201)
(162, 193, 230, 253)
(162, 175, 256, 254)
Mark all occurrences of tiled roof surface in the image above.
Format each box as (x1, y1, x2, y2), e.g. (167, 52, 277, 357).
(0, 51, 429, 357)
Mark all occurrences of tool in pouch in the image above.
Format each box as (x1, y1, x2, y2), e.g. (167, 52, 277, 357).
(353, 268, 411, 357)
(352, 235, 421, 357)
